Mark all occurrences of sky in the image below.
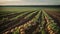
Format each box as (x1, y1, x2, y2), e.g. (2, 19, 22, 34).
(0, 0, 60, 5)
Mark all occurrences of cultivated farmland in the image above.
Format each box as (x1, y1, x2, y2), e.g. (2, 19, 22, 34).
(0, 7, 60, 34)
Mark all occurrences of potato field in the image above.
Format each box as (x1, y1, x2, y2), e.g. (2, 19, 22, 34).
(0, 7, 60, 34)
